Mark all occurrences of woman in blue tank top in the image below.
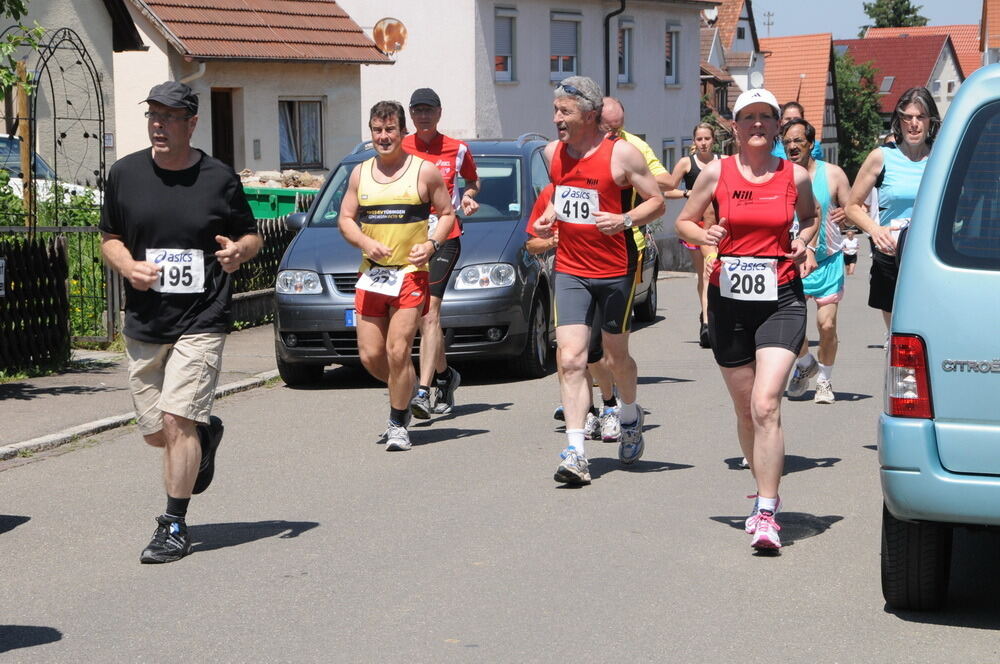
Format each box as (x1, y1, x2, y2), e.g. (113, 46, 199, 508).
(845, 87, 940, 329)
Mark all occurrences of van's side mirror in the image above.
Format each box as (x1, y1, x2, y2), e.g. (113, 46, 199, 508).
(284, 212, 308, 231)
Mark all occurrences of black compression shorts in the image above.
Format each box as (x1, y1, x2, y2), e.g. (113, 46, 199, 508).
(707, 280, 806, 368)
(427, 237, 461, 299)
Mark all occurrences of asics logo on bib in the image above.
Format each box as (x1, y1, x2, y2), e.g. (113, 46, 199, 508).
(725, 258, 772, 272)
(732, 190, 753, 200)
(151, 250, 195, 264)
(561, 188, 593, 200)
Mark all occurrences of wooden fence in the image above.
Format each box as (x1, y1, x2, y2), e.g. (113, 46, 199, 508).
(0, 235, 71, 372)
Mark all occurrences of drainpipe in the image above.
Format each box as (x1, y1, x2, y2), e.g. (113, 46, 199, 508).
(179, 60, 206, 84)
(603, 0, 626, 95)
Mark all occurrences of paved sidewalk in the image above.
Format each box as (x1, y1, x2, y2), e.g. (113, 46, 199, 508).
(0, 324, 278, 457)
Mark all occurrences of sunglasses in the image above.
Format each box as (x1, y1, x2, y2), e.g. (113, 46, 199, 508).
(557, 83, 588, 100)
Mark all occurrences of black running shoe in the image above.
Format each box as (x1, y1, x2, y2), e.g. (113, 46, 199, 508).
(432, 367, 461, 415)
(192, 416, 224, 495)
(139, 516, 191, 564)
(699, 322, 711, 349)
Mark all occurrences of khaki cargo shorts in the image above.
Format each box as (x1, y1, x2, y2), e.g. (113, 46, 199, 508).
(125, 332, 226, 435)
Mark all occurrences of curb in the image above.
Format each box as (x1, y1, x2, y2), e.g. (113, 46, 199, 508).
(0, 369, 281, 461)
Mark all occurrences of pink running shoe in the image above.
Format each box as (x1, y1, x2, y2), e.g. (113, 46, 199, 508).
(745, 494, 783, 534)
(750, 511, 782, 550)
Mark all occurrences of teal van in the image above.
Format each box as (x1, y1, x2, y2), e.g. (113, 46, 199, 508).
(880, 64, 1000, 610)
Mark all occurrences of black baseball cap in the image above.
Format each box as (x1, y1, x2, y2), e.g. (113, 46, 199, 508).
(409, 88, 441, 108)
(141, 81, 199, 115)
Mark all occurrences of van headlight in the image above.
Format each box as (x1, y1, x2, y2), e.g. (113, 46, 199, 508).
(455, 263, 515, 289)
(276, 270, 323, 294)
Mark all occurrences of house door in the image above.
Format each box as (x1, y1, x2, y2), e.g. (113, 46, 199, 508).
(211, 89, 234, 168)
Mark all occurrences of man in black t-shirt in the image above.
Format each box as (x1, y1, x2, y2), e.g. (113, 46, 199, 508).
(100, 81, 261, 564)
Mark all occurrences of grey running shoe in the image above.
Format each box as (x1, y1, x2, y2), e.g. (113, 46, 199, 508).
(554, 448, 591, 485)
(600, 406, 621, 442)
(140, 516, 190, 564)
(432, 368, 461, 415)
(618, 406, 645, 464)
(410, 390, 432, 420)
(584, 412, 601, 440)
(738, 456, 750, 469)
(814, 378, 835, 404)
(786, 355, 818, 398)
(384, 422, 412, 451)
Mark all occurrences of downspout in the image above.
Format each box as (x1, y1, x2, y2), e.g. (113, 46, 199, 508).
(603, 0, 626, 94)
(179, 60, 206, 84)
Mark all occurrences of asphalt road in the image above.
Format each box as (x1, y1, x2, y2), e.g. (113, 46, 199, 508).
(3, 255, 999, 662)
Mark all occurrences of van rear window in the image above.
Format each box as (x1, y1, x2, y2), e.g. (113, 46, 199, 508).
(938, 104, 1000, 270)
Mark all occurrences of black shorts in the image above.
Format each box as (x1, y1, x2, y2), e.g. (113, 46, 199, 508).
(708, 280, 806, 368)
(587, 303, 604, 364)
(427, 237, 461, 298)
(844, 253, 857, 265)
(554, 271, 637, 335)
(868, 240, 898, 312)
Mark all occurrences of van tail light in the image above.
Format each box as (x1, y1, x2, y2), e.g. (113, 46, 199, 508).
(887, 334, 933, 418)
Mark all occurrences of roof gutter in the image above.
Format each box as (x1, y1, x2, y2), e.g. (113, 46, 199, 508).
(179, 60, 206, 84)
(604, 0, 626, 95)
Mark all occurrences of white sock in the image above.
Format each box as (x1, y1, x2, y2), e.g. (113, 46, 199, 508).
(818, 363, 833, 382)
(796, 353, 815, 370)
(566, 429, 586, 456)
(619, 401, 639, 424)
(757, 496, 778, 513)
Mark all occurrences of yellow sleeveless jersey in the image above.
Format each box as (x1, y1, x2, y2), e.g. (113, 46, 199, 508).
(357, 155, 431, 272)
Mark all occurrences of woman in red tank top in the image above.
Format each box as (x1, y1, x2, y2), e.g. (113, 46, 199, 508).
(674, 89, 819, 552)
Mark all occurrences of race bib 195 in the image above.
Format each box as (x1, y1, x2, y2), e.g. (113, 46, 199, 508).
(146, 248, 205, 294)
(554, 185, 599, 225)
(720, 256, 778, 302)
(355, 267, 403, 296)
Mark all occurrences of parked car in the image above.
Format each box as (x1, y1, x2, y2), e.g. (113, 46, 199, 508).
(879, 64, 1000, 610)
(0, 133, 96, 202)
(273, 136, 659, 386)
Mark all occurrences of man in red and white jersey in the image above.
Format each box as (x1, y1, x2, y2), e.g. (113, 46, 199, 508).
(403, 88, 480, 421)
(534, 75, 664, 485)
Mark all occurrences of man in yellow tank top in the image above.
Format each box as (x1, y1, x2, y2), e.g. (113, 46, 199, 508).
(339, 100, 456, 450)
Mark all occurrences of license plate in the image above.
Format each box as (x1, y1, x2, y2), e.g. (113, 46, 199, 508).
(345, 309, 356, 327)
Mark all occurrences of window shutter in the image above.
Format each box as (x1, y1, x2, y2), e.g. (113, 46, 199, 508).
(551, 20, 577, 57)
(496, 16, 512, 56)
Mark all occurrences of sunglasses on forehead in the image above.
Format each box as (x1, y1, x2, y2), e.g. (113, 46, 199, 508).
(557, 83, 587, 99)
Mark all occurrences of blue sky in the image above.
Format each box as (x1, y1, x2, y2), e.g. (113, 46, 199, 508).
(749, 0, 983, 40)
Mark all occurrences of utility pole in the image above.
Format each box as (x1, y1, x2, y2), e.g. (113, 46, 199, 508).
(763, 11, 774, 37)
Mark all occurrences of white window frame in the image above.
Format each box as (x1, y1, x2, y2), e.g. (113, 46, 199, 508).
(495, 7, 516, 82)
(550, 12, 581, 81)
(879, 75, 895, 94)
(279, 98, 324, 170)
(662, 139, 677, 172)
(617, 18, 634, 85)
(664, 24, 680, 85)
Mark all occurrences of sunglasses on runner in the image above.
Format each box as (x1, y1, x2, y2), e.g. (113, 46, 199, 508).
(557, 83, 586, 99)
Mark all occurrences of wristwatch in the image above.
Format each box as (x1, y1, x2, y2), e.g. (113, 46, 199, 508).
(622, 213, 634, 229)
(429, 238, 441, 252)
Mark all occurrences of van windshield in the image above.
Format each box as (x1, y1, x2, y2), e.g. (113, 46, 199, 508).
(939, 105, 1000, 270)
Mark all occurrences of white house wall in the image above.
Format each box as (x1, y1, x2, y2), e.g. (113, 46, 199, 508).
(335, 0, 478, 139)
(929, 48, 962, 117)
(14, 0, 118, 183)
(114, 0, 172, 158)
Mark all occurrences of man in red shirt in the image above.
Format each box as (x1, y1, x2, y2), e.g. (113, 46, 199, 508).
(402, 88, 481, 420)
(535, 76, 664, 485)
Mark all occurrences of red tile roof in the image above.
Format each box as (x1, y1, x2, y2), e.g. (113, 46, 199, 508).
(865, 24, 979, 78)
(701, 60, 733, 83)
(133, 0, 391, 63)
(714, 0, 744, 50)
(759, 33, 832, 127)
(835, 35, 953, 114)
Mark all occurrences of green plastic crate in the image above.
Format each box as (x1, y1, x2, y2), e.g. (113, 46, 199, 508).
(243, 186, 319, 219)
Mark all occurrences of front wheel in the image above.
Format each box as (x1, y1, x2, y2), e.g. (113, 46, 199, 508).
(514, 295, 550, 379)
(880, 503, 952, 610)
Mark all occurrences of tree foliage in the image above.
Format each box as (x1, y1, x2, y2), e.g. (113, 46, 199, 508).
(834, 51, 883, 181)
(858, 0, 928, 36)
(1, 0, 44, 92)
